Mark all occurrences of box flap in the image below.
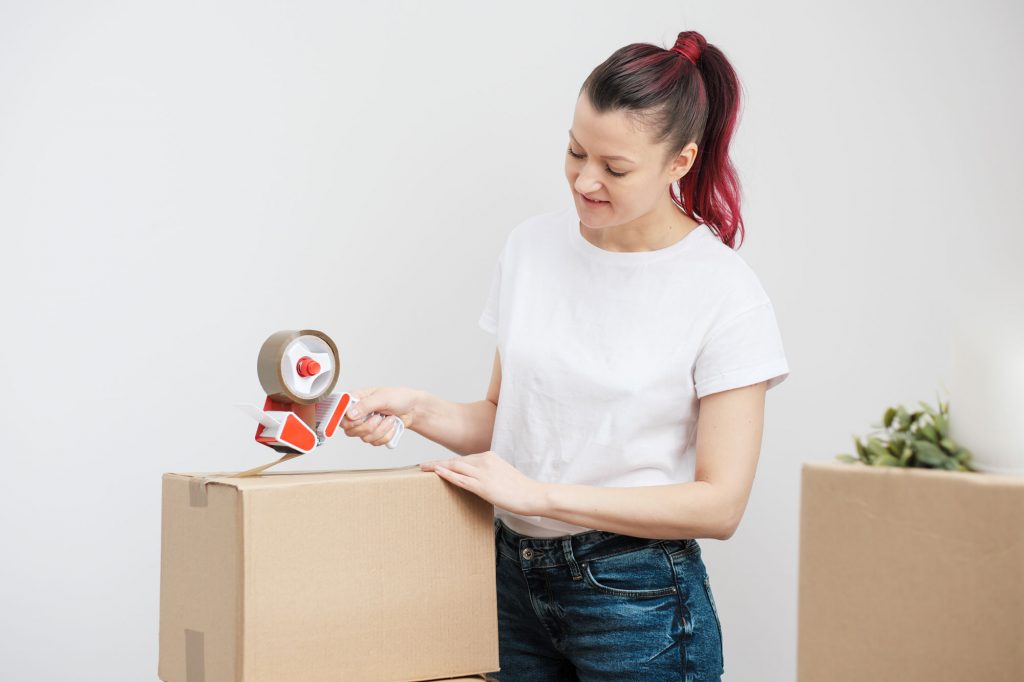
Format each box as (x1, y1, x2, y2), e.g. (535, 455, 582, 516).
(165, 464, 423, 507)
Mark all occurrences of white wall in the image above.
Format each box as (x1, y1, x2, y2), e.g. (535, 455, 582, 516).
(1, 1, 1020, 679)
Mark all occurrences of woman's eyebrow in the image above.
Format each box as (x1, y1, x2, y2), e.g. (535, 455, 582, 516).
(568, 129, 636, 164)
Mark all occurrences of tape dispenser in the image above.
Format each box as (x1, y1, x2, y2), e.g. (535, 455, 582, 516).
(236, 329, 404, 455)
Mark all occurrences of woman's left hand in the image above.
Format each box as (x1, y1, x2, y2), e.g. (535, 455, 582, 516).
(419, 451, 548, 516)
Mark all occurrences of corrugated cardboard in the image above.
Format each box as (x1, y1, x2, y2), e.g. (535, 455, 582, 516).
(159, 465, 500, 682)
(798, 460, 1024, 681)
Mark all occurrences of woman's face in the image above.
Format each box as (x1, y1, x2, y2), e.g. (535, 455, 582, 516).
(565, 93, 696, 229)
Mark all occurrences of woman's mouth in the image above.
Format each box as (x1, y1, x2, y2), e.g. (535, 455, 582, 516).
(580, 192, 609, 206)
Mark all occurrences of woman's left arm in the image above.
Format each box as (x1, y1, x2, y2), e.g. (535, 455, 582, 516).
(419, 380, 768, 541)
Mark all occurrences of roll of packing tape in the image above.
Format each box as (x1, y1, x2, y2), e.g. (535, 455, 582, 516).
(257, 329, 340, 405)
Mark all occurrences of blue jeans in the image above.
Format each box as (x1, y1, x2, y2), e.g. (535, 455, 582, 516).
(485, 518, 724, 681)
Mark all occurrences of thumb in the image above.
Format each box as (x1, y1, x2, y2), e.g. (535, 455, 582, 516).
(347, 387, 380, 418)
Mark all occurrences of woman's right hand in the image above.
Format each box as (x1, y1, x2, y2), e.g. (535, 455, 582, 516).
(339, 386, 422, 447)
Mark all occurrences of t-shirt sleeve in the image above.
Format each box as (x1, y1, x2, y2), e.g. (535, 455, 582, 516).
(478, 248, 502, 335)
(693, 301, 790, 399)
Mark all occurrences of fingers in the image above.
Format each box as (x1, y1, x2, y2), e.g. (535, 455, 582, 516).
(367, 415, 400, 447)
(340, 390, 376, 424)
(343, 412, 384, 441)
(339, 410, 369, 430)
(339, 398, 378, 433)
(431, 462, 473, 489)
(337, 388, 402, 447)
(420, 458, 477, 474)
(343, 413, 400, 447)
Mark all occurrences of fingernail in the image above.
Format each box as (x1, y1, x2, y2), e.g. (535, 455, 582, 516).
(348, 408, 360, 418)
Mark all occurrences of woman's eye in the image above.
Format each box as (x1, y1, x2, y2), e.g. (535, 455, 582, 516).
(566, 146, 627, 177)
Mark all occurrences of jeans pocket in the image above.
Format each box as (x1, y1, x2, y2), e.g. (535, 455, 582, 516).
(579, 544, 679, 599)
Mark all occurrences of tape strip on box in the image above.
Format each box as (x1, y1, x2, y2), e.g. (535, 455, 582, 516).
(185, 629, 205, 682)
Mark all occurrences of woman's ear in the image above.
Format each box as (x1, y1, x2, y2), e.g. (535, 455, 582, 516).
(669, 142, 699, 181)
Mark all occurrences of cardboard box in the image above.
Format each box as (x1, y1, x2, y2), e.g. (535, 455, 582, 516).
(798, 460, 1024, 681)
(159, 465, 500, 682)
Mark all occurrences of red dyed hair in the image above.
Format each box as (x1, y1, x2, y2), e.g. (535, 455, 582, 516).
(580, 31, 746, 249)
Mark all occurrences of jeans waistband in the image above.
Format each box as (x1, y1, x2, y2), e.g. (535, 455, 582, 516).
(494, 517, 699, 570)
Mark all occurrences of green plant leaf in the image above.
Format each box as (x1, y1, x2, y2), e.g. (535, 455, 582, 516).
(867, 438, 890, 462)
(883, 407, 896, 428)
(920, 424, 939, 443)
(913, 440, 947, 467)
(836, 453, 858, 463)
(896, 406, 910, 431)
(877, 453, 901, 467)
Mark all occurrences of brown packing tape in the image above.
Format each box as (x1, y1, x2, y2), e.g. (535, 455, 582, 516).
(187, 471, 236, 508)
(232, 451, 305, 478)
(187, 451, 307, 507)
(269, 463, 422, 476)
(185, 629, 204, 682)
(187, 452, 423, 506)
(256, 329, 340, 405)
(225, 451, 424, 480)
(188, 478, 208, 508)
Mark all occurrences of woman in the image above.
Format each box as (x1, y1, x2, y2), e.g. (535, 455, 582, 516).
(340, 30, 789, 682)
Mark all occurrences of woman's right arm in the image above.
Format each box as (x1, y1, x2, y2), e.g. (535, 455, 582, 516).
(412, 348, 501, 456)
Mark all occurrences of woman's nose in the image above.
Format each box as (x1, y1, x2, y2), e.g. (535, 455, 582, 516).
(573, 172, 603, 196)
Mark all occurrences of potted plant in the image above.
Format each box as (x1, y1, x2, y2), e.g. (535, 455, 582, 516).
(836, 394, 975, 471)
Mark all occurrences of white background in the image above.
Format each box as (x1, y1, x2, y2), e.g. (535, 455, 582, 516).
(1, 1, 1021, 680)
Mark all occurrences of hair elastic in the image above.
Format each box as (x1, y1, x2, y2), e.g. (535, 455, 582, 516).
(671, 44, 700, 65)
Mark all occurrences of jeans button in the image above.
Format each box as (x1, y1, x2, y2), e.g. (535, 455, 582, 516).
(521, 548, 534, 559)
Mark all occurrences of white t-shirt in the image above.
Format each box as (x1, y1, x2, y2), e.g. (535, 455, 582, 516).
(478, 203, 789, 538)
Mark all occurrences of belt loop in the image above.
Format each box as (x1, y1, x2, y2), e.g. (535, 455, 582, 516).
(562, 537, 583, 581)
